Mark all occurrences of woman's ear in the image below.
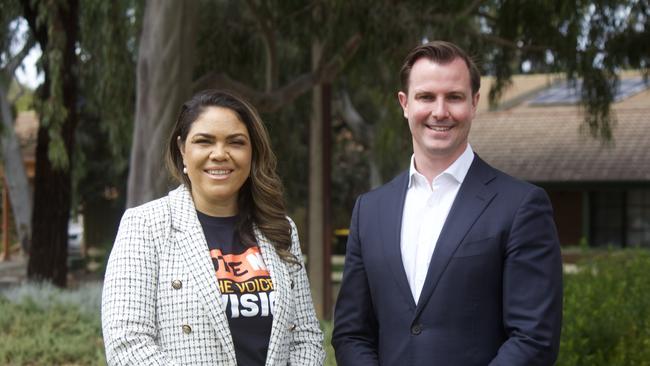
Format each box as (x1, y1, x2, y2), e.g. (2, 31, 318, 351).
(177, 136, 185, 157)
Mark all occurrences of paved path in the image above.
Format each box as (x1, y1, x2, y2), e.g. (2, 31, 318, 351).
(0, 253, 103, 290)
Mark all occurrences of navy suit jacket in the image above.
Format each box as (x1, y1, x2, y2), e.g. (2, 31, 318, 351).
(332, 156, 563, 366)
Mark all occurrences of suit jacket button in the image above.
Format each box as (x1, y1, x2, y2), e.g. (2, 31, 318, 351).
(288, 323, 296, 331)
(182, 324, 192, 334)
(411, 324, 422, 335)
(172, 280, 182, 289)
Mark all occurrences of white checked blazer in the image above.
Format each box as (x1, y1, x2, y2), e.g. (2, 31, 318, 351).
(102, 185, 325, 365)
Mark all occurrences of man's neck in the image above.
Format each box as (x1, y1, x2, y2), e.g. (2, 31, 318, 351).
(413, 147, 467, 185)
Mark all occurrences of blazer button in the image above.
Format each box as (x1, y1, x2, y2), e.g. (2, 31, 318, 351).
(182, 324, 192, 334)
(411, 324, 422, 335)
(172, 280, 182, 289)
(288, 323, 296, 331)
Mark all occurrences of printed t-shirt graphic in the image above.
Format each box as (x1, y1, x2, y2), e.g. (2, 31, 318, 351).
(211, 246, 275, 318)
(197, 211, 274, 366)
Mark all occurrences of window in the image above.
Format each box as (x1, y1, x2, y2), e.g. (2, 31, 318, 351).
(590, 188, 650, 248)
(627, 189, 650, 248)
(590, 191, 625, 247)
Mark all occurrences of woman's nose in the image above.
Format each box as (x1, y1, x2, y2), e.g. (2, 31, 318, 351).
(209, 144, 228, 160)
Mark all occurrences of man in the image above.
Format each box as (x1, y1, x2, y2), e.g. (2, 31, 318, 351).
(332, 40, 563, 366)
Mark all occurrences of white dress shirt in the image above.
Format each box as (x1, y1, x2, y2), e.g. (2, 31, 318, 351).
(400, 145, 475, 304)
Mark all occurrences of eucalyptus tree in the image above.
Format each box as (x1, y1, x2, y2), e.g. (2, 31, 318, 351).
(22, 0, 139, 286)
(20, 0, 80, 287)
(73, 1, 140, 246)
(0, 1, 34, 254)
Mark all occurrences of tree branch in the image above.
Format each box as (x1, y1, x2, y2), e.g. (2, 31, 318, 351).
(458, 0, 485, 19)
(244, 0, 278, 91)
(460, 25, 550, 53)
(475, 9, 498, 24)
(336, 87, 372, 146)
(424, 0, 486, 23)
(2, 35, 37, 78)
(192, 32, 362, 112)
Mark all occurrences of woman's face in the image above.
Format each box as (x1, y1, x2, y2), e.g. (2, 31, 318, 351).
(179, 106, 252, 216)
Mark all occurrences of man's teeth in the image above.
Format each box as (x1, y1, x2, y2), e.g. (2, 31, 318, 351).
(429, 126, 451, 131)
(206, 169, 230, 175)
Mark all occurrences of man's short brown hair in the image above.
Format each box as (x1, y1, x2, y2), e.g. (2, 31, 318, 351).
(399, 40, 481, 96)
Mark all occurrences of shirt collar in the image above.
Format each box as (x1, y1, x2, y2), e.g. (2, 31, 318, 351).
(408, 144, 475, 187)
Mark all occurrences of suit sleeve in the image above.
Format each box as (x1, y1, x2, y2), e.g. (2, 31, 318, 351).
(287, 218, 326, 366)
(490, 187, 563, 366)
(332, 196, 380, 366)
(101, 209, 176, 366)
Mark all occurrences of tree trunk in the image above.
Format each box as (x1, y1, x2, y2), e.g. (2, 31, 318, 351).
(307, 37, 334, 319)
(26, 0, 79, 287)
(0, 85, 32, 252)
(126, 0, 198, 207)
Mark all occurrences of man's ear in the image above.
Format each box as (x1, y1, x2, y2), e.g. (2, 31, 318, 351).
(471, 91, 480, 114)
(397, 91, 408, 118)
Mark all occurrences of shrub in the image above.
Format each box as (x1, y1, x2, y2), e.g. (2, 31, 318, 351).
(559, 249, 650, 366)
(0, 283, 105, 366)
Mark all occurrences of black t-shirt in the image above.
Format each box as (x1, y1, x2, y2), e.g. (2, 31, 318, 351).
(197, 211, 274, 366)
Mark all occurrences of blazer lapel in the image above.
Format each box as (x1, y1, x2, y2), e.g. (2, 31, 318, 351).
(380, 172, 417, 309)
(168, 186, 237, 360)
(254, 226, 289, 366)
(414, 157, 497, 317)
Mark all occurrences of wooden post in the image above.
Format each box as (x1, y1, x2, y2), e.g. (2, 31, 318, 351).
(321, 83, 332, 320)
(2, 177, 10, 261)
(308, 39, 325, 317)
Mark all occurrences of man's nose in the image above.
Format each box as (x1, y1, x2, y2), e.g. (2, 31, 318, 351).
(431, 100, 449, 120)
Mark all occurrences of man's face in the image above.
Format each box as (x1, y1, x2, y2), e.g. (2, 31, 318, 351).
(398, 57, 479, 166)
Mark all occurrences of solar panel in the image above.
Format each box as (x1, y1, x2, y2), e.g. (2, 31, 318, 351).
(529, 76, 649, 105)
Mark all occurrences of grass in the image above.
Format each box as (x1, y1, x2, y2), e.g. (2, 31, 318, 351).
(0, 283, 105, 366)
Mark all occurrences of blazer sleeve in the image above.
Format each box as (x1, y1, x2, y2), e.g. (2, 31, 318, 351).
(331, 196, 380, 366)
(287, 218, 326, 365)
(102, 208, 176, 366)
(490, 187, 563, 366)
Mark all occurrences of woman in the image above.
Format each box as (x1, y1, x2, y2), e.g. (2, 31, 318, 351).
(102, 90, 324, 365)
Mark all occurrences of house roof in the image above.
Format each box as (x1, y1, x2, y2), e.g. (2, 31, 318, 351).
(470, 73, 650, 183)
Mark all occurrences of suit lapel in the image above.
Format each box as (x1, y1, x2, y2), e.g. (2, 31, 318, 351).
(414, 157, 497, 317)
(380, 172, 417, 309)
(169, 186, 237, 361)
